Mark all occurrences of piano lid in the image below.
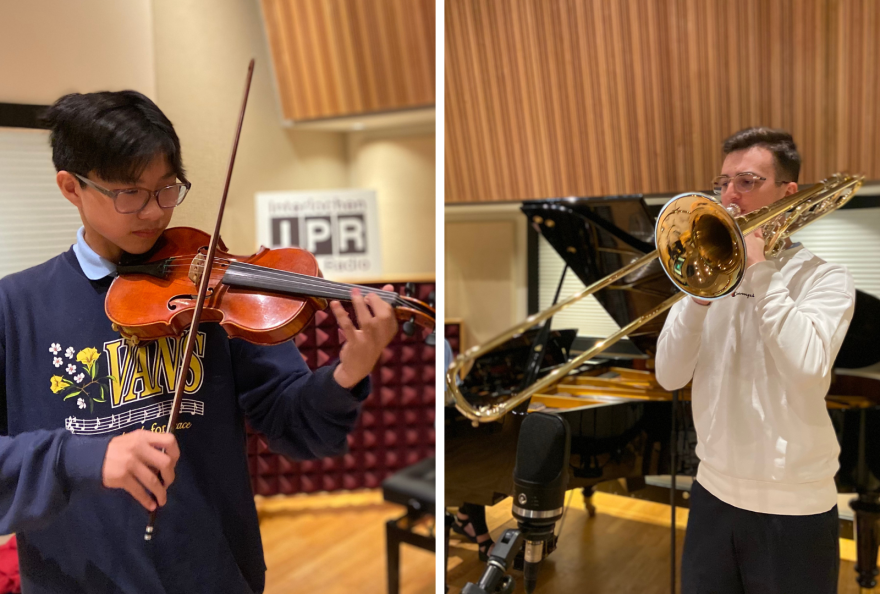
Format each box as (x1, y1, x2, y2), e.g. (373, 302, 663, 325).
(522, 195, 676, 356)
(522, 195, 880, 368)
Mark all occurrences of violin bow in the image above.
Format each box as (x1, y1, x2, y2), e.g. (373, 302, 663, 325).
(145, 59, 255, 541)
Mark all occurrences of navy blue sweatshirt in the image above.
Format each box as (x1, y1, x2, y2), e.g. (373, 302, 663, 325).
(0, 247, 369, 593)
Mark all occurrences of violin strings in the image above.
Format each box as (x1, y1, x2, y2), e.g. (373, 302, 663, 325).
(160, 255, 388, 297)
(159, 257, 381, 298)
(160, 264, 409, 308)
(226, 266, 409, 307)
(157, 257, 378, 295)
(231, 276, 409, 308)
(143, 256, 429, 313)
(230, 262, 401, 297)
(164, 258, 401, 301)
(217, 262, 398, 299)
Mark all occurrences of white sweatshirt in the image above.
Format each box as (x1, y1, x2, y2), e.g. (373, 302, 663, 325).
(655, 244, 855, 515)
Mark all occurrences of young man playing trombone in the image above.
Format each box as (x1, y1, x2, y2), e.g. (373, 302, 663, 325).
(656, 127, 854, 593)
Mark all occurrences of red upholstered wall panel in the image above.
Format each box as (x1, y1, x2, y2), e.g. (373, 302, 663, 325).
(444, 322, 462, 358)
(247, 281, 436, 496)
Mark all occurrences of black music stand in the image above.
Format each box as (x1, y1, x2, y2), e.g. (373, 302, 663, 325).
(382, 456, 436, 594)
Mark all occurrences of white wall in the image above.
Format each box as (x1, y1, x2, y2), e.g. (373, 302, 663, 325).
(0, 0, 156, 103)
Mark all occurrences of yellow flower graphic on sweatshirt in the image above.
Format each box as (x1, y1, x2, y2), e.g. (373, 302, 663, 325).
(76, 347, 100, 372)
(48, 345, 117, 413)
(50, 375, 71, 394)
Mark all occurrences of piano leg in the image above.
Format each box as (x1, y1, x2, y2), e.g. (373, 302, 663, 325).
(851, 493, 880, 592)
(582, 487, 596, 518)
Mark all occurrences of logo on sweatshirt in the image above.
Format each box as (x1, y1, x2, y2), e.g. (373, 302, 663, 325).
(731, 291, 755, 298)
(47, 332, 206, 414)
(102, 331, 207, 408)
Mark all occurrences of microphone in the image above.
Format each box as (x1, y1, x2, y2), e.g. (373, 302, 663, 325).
(510, 412, 571, 594)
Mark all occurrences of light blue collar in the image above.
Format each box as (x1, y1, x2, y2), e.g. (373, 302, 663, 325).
(72, 227, 117, 280)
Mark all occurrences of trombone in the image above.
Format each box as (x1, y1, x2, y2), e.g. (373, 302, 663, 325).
(447, 173, 865, 424)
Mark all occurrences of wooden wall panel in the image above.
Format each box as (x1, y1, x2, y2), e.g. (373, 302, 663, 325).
(445, 0, 880, 203)
(832, 0, 880, 178)
(262, 0, 435, 121)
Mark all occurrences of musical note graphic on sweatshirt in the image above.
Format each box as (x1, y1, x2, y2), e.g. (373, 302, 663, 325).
(64, 399, 205, 435)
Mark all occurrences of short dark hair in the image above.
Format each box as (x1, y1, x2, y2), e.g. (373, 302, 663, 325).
(42, 91, 187, 185)
(722, 127, 800, 183)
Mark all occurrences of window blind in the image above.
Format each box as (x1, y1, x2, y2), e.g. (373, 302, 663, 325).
(0, 129, 81, 278)
(537, 234, 622, 338)
(790, 208, 880, 299)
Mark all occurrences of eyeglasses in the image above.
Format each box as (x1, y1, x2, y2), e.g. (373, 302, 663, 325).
(712, 172, 790, 196)
(74, 173, 191, 214)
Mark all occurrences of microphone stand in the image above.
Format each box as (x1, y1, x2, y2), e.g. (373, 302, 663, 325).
(670, 388, 678, 594)
(462, 529, 524, 594)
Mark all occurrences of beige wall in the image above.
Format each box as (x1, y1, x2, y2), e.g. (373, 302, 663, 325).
(445, 204, 528, 348)
(1, 0, 434, 278)
(151, 0, 349, 255)
(0, 0, 156, 103)
(151, 0, 435, 276)
(347, 125, 435, 278)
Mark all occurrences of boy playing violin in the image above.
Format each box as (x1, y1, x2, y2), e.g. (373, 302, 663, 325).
(0, 90, 398, 593)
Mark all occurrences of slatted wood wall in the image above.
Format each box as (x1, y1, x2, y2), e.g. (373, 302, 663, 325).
(445, 0, 880, 203)
(261, 0, 435, 122)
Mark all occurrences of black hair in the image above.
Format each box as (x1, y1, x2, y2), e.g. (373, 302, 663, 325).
(722, 127, 800, 183)
(41, 91, 187, 185)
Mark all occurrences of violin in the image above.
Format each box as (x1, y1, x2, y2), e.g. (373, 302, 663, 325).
(104, 226, 435, 346)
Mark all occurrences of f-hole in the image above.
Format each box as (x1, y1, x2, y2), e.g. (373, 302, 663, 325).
(168, 287, 214, 311)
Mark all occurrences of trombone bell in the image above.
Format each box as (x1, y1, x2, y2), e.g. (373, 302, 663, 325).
(655, 193, 746, 300)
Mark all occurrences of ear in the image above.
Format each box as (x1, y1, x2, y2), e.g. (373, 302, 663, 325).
(57, 171, 83, 208)
(784, 181, 798, 196)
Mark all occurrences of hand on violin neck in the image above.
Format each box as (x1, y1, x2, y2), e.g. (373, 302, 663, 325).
(330, 285, 399, 389)
(102, 430, 180, 512)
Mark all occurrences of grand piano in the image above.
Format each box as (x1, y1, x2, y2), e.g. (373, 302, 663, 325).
(446, 194, 880, 590)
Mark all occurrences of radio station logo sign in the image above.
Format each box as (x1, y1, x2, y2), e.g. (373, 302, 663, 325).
(256, 189, 382, 278)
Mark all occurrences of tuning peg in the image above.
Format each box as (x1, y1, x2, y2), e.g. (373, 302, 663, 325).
(423, 291, 436, 346)
(405, 282, 416, 298)
(403, 316, 416, 336)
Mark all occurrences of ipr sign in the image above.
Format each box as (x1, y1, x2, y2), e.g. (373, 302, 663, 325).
(256, 189, 382, 278)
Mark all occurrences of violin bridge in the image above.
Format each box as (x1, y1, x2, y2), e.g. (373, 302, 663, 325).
(189, 253, 206, 287)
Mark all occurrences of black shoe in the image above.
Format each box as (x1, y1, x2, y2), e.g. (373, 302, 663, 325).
(452, 515, 494, 562)
(476, 536, 495, 563)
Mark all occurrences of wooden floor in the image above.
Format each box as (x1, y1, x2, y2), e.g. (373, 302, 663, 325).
(446, 492, 870, 594)
(257, 490, 434, 594)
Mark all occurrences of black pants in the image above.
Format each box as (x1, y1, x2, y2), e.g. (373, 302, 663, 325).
(682, 480, 839, 594)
